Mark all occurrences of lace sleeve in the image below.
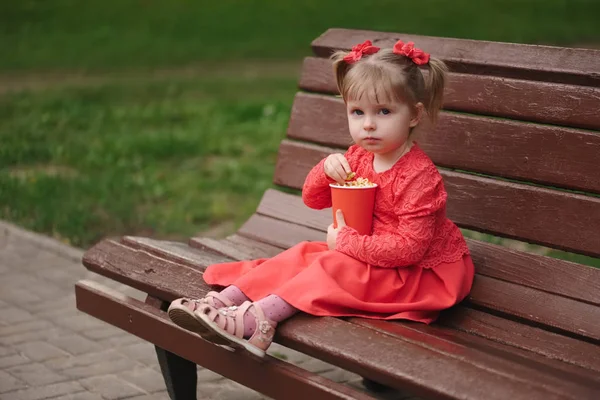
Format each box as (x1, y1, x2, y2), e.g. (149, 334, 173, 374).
(336, 166, 446, 268)
(302, 146, 360, 210)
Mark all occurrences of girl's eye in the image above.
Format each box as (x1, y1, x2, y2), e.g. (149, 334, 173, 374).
(379, 108, 391, 115)
(351, 109, 364, 116)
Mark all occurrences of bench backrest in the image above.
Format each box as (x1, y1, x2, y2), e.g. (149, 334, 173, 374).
(270, 29, 600, 341)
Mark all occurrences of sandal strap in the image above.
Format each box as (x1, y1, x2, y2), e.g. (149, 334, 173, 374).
(244, 302, 277, 351)
(204, 291, 234, 308)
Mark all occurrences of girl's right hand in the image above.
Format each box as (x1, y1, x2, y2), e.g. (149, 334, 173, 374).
(324, 153, 352, 184)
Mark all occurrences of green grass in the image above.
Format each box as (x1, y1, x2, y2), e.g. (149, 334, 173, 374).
(1, 0, 599, 270)
(0, 76, 296, 246)
(2, 0, 599, 71)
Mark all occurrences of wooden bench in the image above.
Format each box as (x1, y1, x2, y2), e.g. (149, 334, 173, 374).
(75, 28, 600, 400)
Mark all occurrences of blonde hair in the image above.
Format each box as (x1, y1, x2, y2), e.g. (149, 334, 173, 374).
(331, 47, 447, 124)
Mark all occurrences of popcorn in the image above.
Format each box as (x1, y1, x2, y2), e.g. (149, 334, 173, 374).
(331, 174, 376, 187)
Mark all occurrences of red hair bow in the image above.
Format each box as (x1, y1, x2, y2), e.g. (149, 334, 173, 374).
(392, 40, 430, 65)
(343, 40, 380, 64)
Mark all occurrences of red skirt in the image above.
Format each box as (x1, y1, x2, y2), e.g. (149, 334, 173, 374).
(203, 241, 474, 324)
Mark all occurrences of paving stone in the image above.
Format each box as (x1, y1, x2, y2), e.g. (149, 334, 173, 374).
(13, 340, 71, 362)
(35, 266, 79, 287)
(0, 353, 31, 368)
(0, 345, 16, 357)
(0, 306, 35, 325)
(47, 333, 102, 355)
(62, 357, 141, 379)
(50, 392, 105, 400)
(0, 369, 27, 393)
(79, 375, 146, 400)
(80, 325, 123, 341)
(1, 327, 64, 346)
(297, 357, 337, 373)
(7, 362, 68, 386)
(321, 368, 361, 383)
(199, 381, 269, 400)
(0, 319, 54, 337)
(53, 314, 106, 332)
(119, 366, 166, 393)
(196, 367, 226, 383)
(45, 350, 124, 370)
(0, 381, 86, 400)
(98, 332, 143, 348)
(118, 342, 157, 364)
(123, 393, 169, 400)
(26, 297, 74, 314)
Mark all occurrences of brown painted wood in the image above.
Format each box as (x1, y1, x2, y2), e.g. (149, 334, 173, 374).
(75, 281, 375, 400)
(298, 57, 600, 131)
(223, 234, 283, 258)
(350, 318, 600, 398)
(470, 275, 600, 341)
(145, 229, 600, 373)
(121, 236, 220, 271)
(276, 314, 583, 400)
(238, 213, 325, 249)
(274, 140, 600, 258)
(438, 307, 600, 373)
(85, 231, 600, 378)
(288, 92, 600, 194)
(311, 28, 600, 86)
(240, 207, 600, 340)
(82, 239, 223, 301)
(190, 235, 281, 260)
(256, 188, 600, 307)
(79, 253, 593, 399)
(245, 192, 600, 340)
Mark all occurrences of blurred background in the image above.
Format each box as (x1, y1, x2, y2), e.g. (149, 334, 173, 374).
(1, 0, 599, 261)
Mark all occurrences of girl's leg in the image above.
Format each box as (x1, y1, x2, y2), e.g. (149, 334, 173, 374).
(242, 294, 298, 338)
(195, 296, 298, 357)
(214, 285, 250, 307)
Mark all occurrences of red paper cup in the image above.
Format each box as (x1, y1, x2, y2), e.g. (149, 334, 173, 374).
(330, 183, 378, 235)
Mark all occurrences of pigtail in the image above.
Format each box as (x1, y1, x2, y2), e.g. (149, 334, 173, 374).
(331, 51, 350, 95)
(424, 57, 448, 124)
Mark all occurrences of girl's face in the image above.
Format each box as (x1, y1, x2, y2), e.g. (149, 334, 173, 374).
(346, 97, 423, 158)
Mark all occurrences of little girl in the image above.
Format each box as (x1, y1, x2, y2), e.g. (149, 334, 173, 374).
(168, 39, 474, 358)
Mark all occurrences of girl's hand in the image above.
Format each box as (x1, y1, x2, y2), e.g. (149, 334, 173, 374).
(327, 210, 347, 250)
(324, 153, 352, 184)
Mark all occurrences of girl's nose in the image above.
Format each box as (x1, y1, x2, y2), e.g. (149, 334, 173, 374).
(363, 116, 376, 131)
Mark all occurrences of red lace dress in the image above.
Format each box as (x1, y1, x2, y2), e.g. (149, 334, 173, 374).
(203, 143, 474, 323)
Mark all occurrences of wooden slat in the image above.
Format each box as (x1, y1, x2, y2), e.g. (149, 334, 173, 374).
(170, 231, 600, 372)
(82, 239, 225, 301)
(190, 234, 281, 260)
(311, 28, 600, 86)
(121, 236, 221, 270)
(298, 57, 600, 131)
(238, 213, 325, 249)
(274, 140, 600, 258)
(248, 189, 600, 340)
(80, 242, 591, 399)
(438, 307, 600, 373)
(288, 92, 600, 194)
(256, 188, 600, 307)
(471, 275, 600, 341)
(75, 281, 374, 400)
(350, 318, 600, 398)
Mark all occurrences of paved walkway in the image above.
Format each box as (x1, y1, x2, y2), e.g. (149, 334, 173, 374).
(0, 221, 406, 400)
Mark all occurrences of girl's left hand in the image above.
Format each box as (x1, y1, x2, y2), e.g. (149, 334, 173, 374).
(327, 210, 346, 250)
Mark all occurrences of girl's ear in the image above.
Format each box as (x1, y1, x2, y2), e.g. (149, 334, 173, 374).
(410, 102, 425, 127)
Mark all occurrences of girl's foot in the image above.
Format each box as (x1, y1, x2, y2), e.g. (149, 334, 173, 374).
(197, 301, 277, 358)
(167, 291, 234, 337)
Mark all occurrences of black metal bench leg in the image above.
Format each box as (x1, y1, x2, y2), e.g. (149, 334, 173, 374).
(145, 295, 198, 400)
(156, 346, 198, 400)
